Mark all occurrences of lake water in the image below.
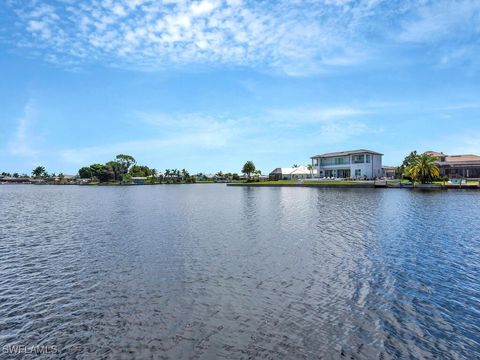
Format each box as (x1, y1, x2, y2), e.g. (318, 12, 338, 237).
(1, 184, 479, 359)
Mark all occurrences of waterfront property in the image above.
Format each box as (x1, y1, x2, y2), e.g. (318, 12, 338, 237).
(426, 151, 480, 179)
(269, 166, 316, 180)
(311, 149, 383, 179)
(382, 166, 396, 179)
(130, 177, 147, 185)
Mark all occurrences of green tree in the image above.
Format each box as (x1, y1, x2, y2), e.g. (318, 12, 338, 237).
(78, 167, 92, 179)
(13, 173, 19, 178)
(32, 166, 46, 178)
(121, 173, 132, 183)
(106, 161, 123, 181)
(404, 153, 439, 184)
(115, 154, 136, 174)
(181, 169, 190, 181)
(292, 164, 299, 168)
(129, 165, 153, 177)
(398, 151, 418, 178)
(89, 164, 113, 182)
(242, 161, 256, 180)
(173, 169, 181, 182)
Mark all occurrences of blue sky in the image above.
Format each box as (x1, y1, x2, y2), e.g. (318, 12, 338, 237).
(1, 0, 480, 175)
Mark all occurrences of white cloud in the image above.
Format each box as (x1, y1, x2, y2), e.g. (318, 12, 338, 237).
(398, 1, 480, 43)
(441, 102, 480, 111)
(7, 102, 40, 157)
(190, 1, 218, 16)
(395, 0, 480, 69)
(5, 0, 480, 74)
(266, 106, 369, 124)
(6, 0, 384, 75)
(58, 106, 378, 167)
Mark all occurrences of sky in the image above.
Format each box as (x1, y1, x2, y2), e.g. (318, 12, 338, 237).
(1, 0, 480, 175)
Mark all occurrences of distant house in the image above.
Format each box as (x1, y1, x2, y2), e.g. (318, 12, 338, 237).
(52, 175, 77, 184)
(0, 176, 31, 184)
(311, 149, 383, 179)
(382, 166, 396, 179)
(269, 166, 315, 180)
(426, 151, 480, 179)
(130, 177, 147, 185)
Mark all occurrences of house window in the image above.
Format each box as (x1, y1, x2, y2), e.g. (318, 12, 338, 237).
(352, 155, 365, 163)
(334, 157, 344, 165)
(355, 169, 361, 177)
(366, 154, 371, 163)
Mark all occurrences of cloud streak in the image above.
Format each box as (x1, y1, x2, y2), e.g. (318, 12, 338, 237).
(58, 106, 378, 167)
(7, 101, 41, 157)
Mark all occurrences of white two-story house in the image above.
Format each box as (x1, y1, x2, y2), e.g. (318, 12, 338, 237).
(311, 149, 383, 179)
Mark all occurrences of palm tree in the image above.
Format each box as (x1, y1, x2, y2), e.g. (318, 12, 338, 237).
(242, 161, 255, 180)
(32, 166, 46, 178)
(181, 169, 190, 181)
(404, 153, 439, 184)
(292, 164, 299, 168)
(307, 164, 313, 178)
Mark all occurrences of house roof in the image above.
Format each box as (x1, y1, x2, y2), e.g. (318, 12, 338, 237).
(441, 154, 480, 166)
(445, 154, 480, 162)
(311, 149, 383, 158)
(427, 151, 480, 165)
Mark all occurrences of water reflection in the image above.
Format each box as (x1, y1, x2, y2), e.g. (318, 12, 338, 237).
(0, 185, 479, 358)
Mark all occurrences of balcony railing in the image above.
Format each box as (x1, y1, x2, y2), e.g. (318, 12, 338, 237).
(320, 160, 351, 166)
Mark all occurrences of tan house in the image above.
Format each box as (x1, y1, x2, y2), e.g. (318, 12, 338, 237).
(426, 151, 480, 179)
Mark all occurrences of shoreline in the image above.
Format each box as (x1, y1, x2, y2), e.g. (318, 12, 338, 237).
(2, 182, 479, 190)
(227, 183, 480, 190)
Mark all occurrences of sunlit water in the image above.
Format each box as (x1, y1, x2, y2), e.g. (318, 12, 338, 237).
(1, 184, 479, 359)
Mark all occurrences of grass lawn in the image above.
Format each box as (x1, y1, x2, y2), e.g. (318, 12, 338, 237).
(431, 180, 480, 185)
(302, 181, 368, 185)
(241, 180, 370, 185)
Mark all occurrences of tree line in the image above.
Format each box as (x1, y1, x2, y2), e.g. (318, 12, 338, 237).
(77, 154, 193, 183)
(2, 157, 263, 184)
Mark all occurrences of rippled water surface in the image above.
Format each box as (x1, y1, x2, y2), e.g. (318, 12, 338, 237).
(1, 185, 480, 359)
